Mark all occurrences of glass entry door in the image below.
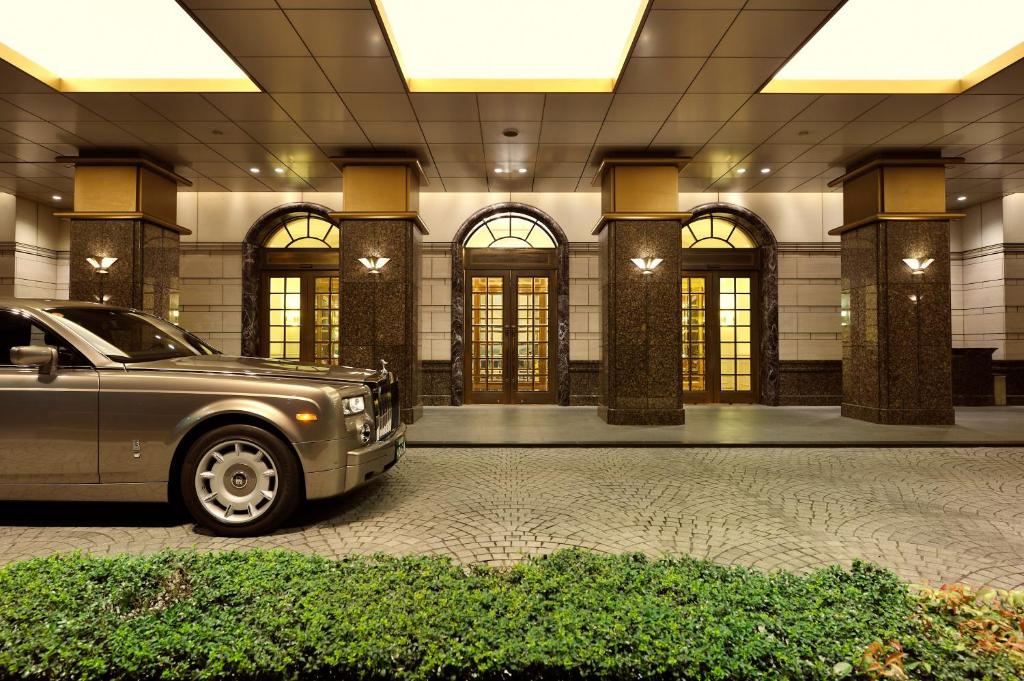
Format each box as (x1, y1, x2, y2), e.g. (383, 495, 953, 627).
(261, 271, 340, 365)
(465, 270, 555, 404)
(682, 272, 757, 403)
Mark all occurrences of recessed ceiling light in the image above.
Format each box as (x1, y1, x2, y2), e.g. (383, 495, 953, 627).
(957, 195, 967, 201)
(249, 167, 260, 174)
(494, 168, 504, 173)
(274, 167, 285, 174)
(760, 168, 770, 174)
(0, 0, 257, 92)
(736, 168, 747, 174)
(518, 168, 528, 173)
(51, 195, 61, 201)
(764, 0, 1024, 94)
(374, 0, 648, 92)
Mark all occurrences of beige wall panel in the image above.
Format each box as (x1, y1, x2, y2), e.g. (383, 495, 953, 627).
(74, 166, 138, 213)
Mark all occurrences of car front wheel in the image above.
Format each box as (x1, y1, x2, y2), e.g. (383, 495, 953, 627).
(180, 425, 301, 537)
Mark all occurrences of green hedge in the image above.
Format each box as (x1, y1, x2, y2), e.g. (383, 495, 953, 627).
(0, 549, 1019, 680)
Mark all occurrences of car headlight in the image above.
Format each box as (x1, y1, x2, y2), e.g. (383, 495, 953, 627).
(342, 395, 365, 415)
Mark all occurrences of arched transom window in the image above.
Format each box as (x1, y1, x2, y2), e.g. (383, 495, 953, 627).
(465, 211, 557, 249)
(264, 213, 339, 249)
(682, 214, 755, 249)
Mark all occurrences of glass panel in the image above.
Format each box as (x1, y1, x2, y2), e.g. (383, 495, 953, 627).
(691, 237, 733, 249)
(681, 215, 756, 249)
(718, 276, 753, 394)
(312, 276, 340, 365)
(689, 218, 712, 241)
(492, 236, 532, 249)
(263, 215, 337, 249)
(464, 213, 556, 249)
(324, 225, 340, 248)
(268, 276, 301, 361)
(681, 277, 706, 392)
(728, 227, 755, 248)
(264, 226, 292, 248)
(516, 276, 550, 393)
(470, 276, 504, 392)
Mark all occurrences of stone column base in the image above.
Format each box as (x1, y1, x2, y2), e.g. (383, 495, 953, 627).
(599, 406, 685, 426)
(841, 403, 954, 425)
(403, 404, 423, 425)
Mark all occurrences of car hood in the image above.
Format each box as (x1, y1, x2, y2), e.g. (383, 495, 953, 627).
(124, 355, 384, 384)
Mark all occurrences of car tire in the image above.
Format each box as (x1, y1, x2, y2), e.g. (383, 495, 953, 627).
(180, 424, 302, 537)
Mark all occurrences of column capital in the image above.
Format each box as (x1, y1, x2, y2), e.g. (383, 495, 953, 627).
(330, 155, 428, 214)
(53, 155, 192, 235)
(593, 155, 691, 221)
(827, 153, 965, 235)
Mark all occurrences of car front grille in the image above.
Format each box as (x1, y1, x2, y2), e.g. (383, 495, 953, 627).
(370, 378, 400, 441)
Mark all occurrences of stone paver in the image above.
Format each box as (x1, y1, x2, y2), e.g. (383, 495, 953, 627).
(2, 447, 1023, 588)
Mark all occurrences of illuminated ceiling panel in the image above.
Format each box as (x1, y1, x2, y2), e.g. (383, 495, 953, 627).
(374, 0, 649, 92)
(0, 0, 257, 92)
(764, 0, 1024, 94)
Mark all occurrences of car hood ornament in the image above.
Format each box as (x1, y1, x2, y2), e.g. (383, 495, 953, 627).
(380, 359, 389, 375)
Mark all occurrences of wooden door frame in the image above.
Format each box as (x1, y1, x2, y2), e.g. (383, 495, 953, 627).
(463, 266, 559, 405)
(463, 269, 510, 404)
(681, 252, 761, 405)
(258, 264, 338, 365)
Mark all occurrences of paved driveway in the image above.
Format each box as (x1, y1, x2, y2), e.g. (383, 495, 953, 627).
(2, 447, 1023, 588)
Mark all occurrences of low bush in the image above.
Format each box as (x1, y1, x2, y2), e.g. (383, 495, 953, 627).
(0, 549, 1020, 680)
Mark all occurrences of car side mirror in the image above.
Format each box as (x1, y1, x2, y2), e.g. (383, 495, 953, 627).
(10, 345, 59, 376)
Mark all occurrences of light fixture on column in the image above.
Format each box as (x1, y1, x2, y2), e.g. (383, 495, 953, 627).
(902, 257, 934, 275)
(86, 256, 118, 274)
(630, 257, 663, 275)
(358, 256, 391, 274)
(86, 256, 118, 303)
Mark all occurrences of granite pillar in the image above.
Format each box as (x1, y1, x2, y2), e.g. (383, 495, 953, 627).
(69, 219, 180, 317)
(330, 156, 426, 424)
(57, 156, 191, 318)
(598, 218, 686, 425)
(336, 218, 423, 424)
(594, 157, 690, 425)
(832, 155, 962, 425)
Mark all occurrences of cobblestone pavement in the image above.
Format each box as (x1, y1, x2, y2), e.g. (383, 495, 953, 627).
(2, 447, 1023, 588)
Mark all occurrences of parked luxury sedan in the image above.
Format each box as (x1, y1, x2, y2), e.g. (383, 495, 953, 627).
(0, 299, 405, 536)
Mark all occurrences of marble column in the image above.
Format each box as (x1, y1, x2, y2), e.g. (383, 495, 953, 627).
(595, 158, 691, 425)
(330, 157, 426, 424)
(831, 155, 964, 425)
(57, 156, 191, 318)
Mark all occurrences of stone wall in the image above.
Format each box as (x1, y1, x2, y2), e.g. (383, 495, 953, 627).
(0, 195, 69, 299)
(177, 244, 243, 355)
(778, 245, 842, 361)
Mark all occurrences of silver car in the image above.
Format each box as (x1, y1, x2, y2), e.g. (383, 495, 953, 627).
(0, 299, 406, 536)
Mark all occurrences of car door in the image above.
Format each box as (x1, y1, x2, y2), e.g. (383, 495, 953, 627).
(0, 308, 99, 483)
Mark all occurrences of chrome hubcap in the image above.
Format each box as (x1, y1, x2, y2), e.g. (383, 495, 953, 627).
(194, 439, 278, 524)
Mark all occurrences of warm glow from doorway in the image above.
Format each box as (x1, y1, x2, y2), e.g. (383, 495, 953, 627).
(763, 0, 1024, 94)
(0, 0, 258, 92)
(373, 0, 649, 92)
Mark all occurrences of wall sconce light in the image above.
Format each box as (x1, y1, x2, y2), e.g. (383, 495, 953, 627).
(358, 256, 390, 274)
(902, 257, 934, 275)
(86, 256, 118, 274)
(630, 257, 663, 275)
(86, 256, 117, 303)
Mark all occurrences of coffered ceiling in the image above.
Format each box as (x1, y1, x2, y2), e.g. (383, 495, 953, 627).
(1, 0, 1023, 210)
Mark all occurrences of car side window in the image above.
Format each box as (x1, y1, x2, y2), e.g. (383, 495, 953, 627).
(0, 310, 90, 367)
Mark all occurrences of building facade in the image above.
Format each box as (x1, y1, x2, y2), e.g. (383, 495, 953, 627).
(4, 186, 1021, 413)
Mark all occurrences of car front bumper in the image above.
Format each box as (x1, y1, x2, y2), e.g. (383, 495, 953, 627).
(302, 424, 406, 500)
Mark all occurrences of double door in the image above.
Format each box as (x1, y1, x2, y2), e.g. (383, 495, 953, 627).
(681, 271, 758, 403)
(465, 269, 556, 404)
(261, 270, 340, 365)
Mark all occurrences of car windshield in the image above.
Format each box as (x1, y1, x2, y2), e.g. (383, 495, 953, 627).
(46, 308, 219, 363)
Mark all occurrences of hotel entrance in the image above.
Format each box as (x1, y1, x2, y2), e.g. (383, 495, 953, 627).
(457, 208, 563, 405)
(680, 213, 761, 404)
